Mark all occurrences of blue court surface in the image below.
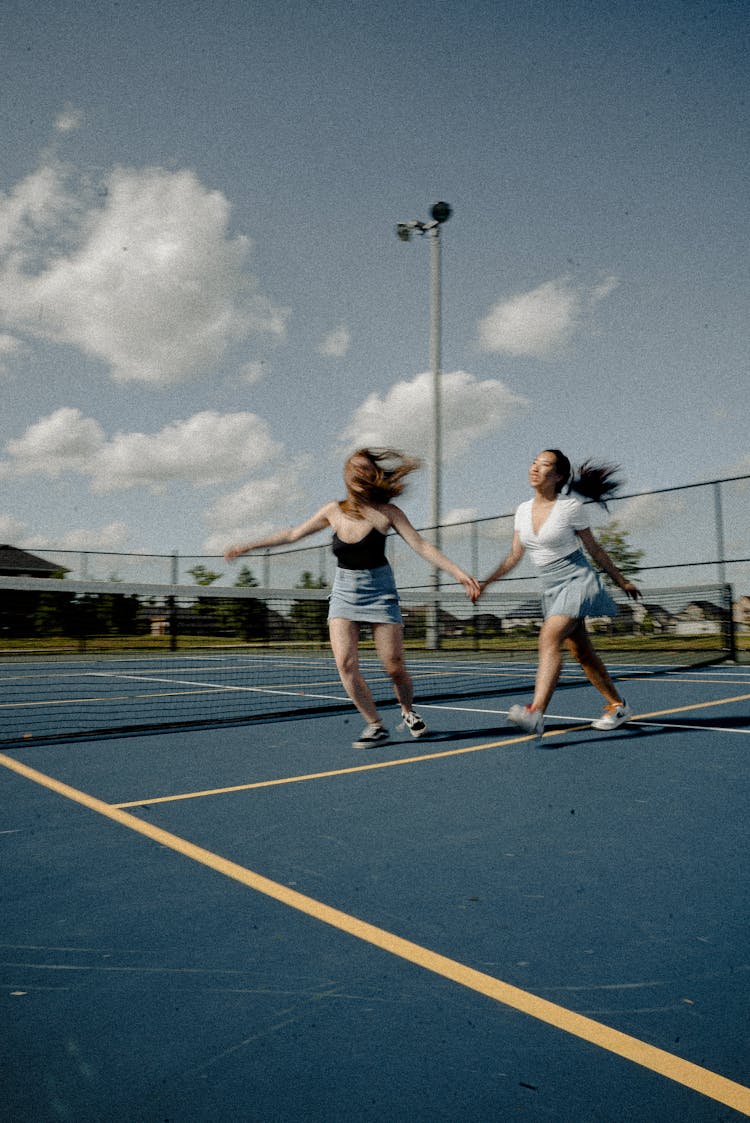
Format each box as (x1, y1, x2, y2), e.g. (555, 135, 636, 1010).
(2, 658, 749, 1121)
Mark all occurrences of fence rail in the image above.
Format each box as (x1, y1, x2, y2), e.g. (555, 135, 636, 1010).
(17, 473, 750, 610)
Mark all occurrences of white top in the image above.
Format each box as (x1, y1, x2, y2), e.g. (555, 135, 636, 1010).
(514, 495, 591, 566)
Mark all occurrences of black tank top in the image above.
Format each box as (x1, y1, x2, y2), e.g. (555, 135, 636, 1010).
(331, 527, 388, 570)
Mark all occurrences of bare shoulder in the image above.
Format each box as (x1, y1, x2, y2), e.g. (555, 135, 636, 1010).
(315, 500, 340, 526)
(383, 503, 418, 535)
(380, 502, 407, 528)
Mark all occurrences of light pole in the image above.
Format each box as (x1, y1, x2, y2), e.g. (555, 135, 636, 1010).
(396, 201, 451, 650)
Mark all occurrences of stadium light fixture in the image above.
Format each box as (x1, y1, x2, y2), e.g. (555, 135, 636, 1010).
(395, 202, 452, 649)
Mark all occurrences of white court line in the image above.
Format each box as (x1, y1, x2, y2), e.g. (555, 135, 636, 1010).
(86, 670, 350, 703)
(416, 701, 750, 736)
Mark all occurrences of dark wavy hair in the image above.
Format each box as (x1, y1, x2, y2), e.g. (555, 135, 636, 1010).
(545, 449, 622, 509)
(341, 448, 422, 515)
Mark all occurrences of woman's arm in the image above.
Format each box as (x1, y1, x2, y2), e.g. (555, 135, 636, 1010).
(387, 505, 480, 600)
(477, 530, 525, 596)
(577, 528, 641, 600)
(224, 504, 334, 562)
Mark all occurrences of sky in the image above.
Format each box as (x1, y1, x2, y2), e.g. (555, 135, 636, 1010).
(0, 0, 747, 583)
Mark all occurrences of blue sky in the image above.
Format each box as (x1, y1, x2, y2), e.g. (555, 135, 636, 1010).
(0, 0, 747, 578)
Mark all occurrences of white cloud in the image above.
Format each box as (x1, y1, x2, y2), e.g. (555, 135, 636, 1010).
(202, 464, 307, 552)
(1, 408, 282, 493)
(0, 513, 27, 542)
(478, 276, 618, 358)
(607, 492, 686, 533)
(5, 407, 105, 476)
(93, 411, 282, 493)
(727, 455, 750, 477)
(239, 359, 267, 384)
(0, 513, 136, 555)
(442, 507, 480, 525)
(319, 325, 351, 358)
(0, 332, 24, 374)
(340, 370, 528, 460)
(0, 160, 289, 384)
(55, 103, 84, 133)
(24, 522, 132, 552)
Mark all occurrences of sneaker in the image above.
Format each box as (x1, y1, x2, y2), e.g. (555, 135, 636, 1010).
(591, 701, 633, 730)
(352, 723, 390, 749)
(399, 710, 428, 738)
(508, 704, 544, 737)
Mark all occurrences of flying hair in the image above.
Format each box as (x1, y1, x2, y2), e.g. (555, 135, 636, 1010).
(341, 448, 422, 516)
(545, 449, 622, 509)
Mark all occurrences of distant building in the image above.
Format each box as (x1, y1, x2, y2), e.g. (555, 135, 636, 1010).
(734, 594, 750, 632)
(672, 600, 725, 636)
(0, 545, 68, 578)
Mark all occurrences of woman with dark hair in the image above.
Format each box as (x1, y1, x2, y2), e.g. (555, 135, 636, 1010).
(226, 448, 479, 748)
(478, 449, 641, 737)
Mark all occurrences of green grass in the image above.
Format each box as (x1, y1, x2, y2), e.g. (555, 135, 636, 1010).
(0, 629, 744, 663)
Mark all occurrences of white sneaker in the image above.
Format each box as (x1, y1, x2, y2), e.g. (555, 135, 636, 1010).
(591, 701, 633, 730)
(508, 704, 544, 737)
(399, 710, 428, 738)
(352, 723, 390, 748)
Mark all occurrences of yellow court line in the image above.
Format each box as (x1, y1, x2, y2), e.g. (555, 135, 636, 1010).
(115, 691, 750, 809)
(1, 751, 748, 1117)
(629, 692, 750, 721)
(114, 732, 553, 807)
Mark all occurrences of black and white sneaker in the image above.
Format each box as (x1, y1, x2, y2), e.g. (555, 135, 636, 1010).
(352, 723, 390, 749)
(400, 710, 428, 738)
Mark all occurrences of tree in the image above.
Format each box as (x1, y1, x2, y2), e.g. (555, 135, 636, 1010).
(230, 565, 267, 641)
(185, 565, 224, 638)
(234, 565, 259, 587)
(297, 571, 327, 589)
(593, 520, 645, 586)
(188, 564, 223, 586)
(290, 571, 329, 642)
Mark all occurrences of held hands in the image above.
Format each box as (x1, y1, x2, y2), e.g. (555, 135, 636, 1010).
(460, 574, 482, 602)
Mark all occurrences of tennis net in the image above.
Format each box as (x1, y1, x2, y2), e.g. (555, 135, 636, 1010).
(0, 576, 735, 745)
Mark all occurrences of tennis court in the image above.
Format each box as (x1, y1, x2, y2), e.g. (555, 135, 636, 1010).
(2, 638, 749, 1121)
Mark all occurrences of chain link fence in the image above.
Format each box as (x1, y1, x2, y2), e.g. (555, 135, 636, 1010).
(25, 474, 750, 642)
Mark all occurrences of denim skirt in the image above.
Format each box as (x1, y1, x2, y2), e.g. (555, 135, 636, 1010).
(327, 563, 403, 625)
(539, 549, 618, 620)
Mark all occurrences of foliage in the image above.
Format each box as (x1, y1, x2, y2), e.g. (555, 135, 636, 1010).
(188, 564, 222, 586)
(593, 520, 644, 585)
(289, 571, 328, 640)
(297, 570, 327, 589)
(234, 565, 259, 587)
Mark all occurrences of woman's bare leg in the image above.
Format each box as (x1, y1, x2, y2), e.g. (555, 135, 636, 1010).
(328, 617, 381, 723)
(372, 622, 414, 713)
(529, 614, 578, 713)
(564, 620, 623, 706)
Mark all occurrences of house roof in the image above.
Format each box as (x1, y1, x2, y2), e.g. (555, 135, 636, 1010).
(0, 545, 68, 575)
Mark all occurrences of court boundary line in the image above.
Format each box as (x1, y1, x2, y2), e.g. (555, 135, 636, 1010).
(113, 693, 750, 809)
(1, 751, 748, 1116)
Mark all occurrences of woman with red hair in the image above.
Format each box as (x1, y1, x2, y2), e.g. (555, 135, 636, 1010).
(226, 449, 479, 748)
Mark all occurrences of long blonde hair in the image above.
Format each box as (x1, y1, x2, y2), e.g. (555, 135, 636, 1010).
(340, 448, 421, 516)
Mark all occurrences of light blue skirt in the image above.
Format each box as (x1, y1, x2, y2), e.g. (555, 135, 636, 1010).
(539, 549, 618, 620)
(327, 564, 403, 625)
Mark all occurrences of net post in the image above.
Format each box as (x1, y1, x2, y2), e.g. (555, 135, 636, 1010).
(723, 582, 738, 662)
(169, 552, 179, 651)
(471, 520, 479, 652)
(713, 482, 727, 584)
